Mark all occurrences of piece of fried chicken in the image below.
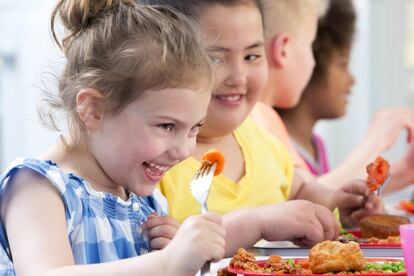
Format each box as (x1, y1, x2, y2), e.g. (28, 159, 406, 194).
(309, 241, 365, 274)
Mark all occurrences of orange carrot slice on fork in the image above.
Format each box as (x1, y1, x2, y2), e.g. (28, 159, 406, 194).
(201, 149, 225, 176)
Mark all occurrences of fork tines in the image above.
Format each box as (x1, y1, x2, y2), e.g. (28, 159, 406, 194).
(376, 176, 391, 196)
(195, 160, 213, 179)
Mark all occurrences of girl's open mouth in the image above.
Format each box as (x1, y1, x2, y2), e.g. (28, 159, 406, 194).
(142, 161, 169, 181)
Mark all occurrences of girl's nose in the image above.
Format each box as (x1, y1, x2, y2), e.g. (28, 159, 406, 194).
(223, 64, 247, 88)
(168, 137, 194, 162)
(349, 72, 356, 86)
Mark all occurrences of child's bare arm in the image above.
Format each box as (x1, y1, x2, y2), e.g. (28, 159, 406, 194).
(44, 252, 170, 276)
(222, 200, 339, 256)
(2, 170, 167, 275)
(289, 172, 364, 209)
(50, 214, 225, 276)
(1, 169, 77, 275)
(288, 173, 338, 209)
(289, 173, 385, 227)
(317, 108, 414, 191)
(383, 143, 414, 193)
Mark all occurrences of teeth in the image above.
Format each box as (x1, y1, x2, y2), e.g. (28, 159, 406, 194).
(146, 162, 168, 172)
(215, 95, 242, 101)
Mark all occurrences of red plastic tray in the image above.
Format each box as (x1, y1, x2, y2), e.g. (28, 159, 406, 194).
(227, 257, 405, 276)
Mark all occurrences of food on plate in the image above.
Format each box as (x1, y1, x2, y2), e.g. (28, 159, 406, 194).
(309, 241, 364, 273)
(223, 241, 405, 275)
(201, 149, 225, 175)
(399, 199, 414, 214)
(339, 229, 401, 245)
(227, 248, 306, 274)
(218, 248, 309, 275)
(360, 214, 410, 239)
(366, 236, 400, 245)
(364, 261, 405, 273)
(398, 191, 414, 214)
(228, 248, 259, 272)
(339, 228, 357, 240)
(217, 267, 232, 276)
(366, 156, 390, 192)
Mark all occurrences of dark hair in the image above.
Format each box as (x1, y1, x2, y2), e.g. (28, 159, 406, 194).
(139, 0, 263, 21)
(310, 0, 356, 84)
(42, 0, 214, 149)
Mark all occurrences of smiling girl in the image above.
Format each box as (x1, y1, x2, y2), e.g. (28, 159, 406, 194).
(0, 1, 227, 275)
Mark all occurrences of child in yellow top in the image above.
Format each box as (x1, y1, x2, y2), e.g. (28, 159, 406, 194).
(141, 0, 343, 249)
(253, 0, 414, 192)
(146, 0, 383, 229)
(161, 117, 294, 222)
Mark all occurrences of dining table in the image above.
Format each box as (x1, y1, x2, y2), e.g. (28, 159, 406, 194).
(205, 185, 414, 275)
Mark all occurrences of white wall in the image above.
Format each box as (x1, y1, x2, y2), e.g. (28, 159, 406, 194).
(0, 0, 63, 170)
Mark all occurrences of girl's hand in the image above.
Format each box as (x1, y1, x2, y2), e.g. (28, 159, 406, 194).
(364, 108, 414, 151)
(401, 143, 414, 170)
(143, 214, 180, 250)
(391, 143, 414, 187)
(163, 213, 226, 276)
(334, 180, 386, 227)
(258, 200, 340, 247)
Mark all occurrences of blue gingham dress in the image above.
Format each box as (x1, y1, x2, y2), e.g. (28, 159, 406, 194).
(0, 158, 164, 275)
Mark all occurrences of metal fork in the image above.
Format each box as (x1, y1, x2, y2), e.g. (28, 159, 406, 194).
(190, 160, 217, 214)
(376, 176, 391, 196)
(190, 160, 217, 276)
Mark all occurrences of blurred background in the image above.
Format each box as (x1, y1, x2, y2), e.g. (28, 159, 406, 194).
(0, 0, 414, 171)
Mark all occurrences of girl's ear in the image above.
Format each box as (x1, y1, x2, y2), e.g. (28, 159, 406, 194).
(269, 33, 290, 68)
(76, 88, 104, 130)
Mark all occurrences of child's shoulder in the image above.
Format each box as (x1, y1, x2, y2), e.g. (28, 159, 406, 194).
(0, 158, 76, 196)
(237, 118, 286, 147)
(236, 118, 293, 159)
(3, 158, 60, 174)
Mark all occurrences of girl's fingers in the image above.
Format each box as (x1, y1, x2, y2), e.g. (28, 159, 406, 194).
(148, 224, 177, 240)
(144, 215, 180, 229)
(150, 237, 171, 250)
(315, 206, 340, 241)
(200, 212, 223, 225)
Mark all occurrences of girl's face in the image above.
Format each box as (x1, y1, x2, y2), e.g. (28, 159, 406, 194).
(90, 87, 210, 196)
(197, 3, 268, 137)
(313, 49, 355, 118)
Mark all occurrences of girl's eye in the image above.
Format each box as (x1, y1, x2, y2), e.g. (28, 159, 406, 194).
(159, 124, 175, 132)
(210, 56, 222, 64)
(245, 54, 261, 61)
(190, 124, 203, 134)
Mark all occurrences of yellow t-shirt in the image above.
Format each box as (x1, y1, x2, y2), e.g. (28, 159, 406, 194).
(158, 118, 295, 223)
(250, 102, 308, 169)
